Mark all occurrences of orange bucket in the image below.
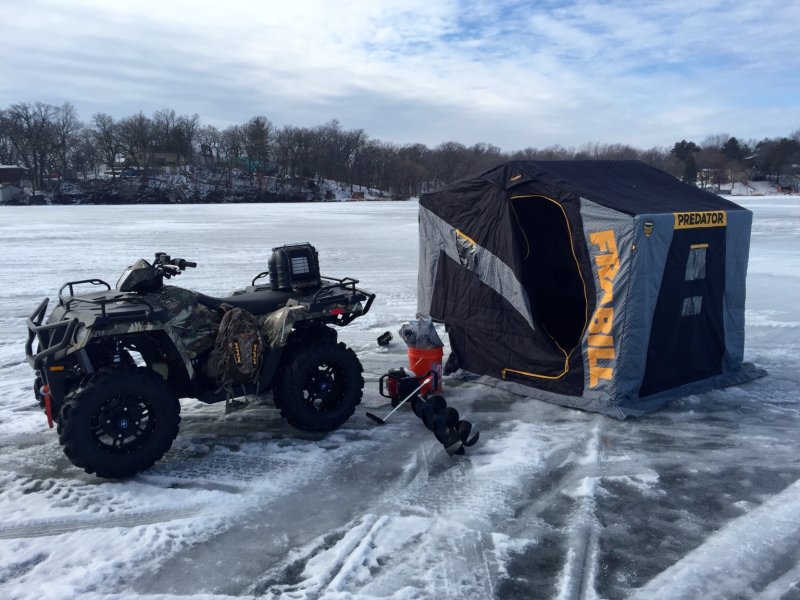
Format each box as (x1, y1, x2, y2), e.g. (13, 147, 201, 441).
(407, 346, 443, 394)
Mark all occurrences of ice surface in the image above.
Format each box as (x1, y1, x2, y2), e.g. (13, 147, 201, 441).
(0, 197, 798, 599)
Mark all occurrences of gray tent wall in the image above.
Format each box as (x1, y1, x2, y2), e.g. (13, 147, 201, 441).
(418, 160, 763, 418)
(576, 202, 755, 416)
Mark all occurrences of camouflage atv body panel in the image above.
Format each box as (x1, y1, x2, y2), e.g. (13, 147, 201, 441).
(42, 286, 219, 379)
(27, 271, 374, 407)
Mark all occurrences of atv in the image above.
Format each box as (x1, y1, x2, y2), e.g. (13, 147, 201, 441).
(25, 243, 374, 479)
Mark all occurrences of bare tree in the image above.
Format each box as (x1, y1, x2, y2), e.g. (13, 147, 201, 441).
(152, 108, 178, 152)
(341, 128, 367, 191)
(700, 133, 730, 152)
(150, 109, 199, 171)
(2, 101, 59, 192)
(466, 143, 506, 173)
(196, 125, 222, 165)
(432, 141, 468, 186)
(0, 109, 15, 164)
(275, 125, 315, 192)
(696, 147, 726, 189)
(6, 97, 800, 202)
(387, 143, 431, 198)
(538, 145, 575, 160)
(52, 102, 81, 185)
(71, 127, 102, 180)
(220, 125, 245, 187)
(117, 111, 155, 178)
(174, 113, 199, 168)
(91, 112, 122, 179)
(575, 141, 603, 159)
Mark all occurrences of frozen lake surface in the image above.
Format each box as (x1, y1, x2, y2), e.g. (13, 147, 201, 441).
(0, 198, 798, 599)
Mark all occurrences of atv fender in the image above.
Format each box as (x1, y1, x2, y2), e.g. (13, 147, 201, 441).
(258, 305, 339, 390)
(257, 305, 310, 389)
(261, 304, 311, 349)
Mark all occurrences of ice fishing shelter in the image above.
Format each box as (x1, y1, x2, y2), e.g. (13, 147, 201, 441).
(418, 160, 763, 418)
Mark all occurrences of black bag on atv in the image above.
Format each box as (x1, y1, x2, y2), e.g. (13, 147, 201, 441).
(213, 306, 263, 387)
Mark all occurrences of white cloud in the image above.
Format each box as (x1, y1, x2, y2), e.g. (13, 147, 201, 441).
(1, 0, 798, 149)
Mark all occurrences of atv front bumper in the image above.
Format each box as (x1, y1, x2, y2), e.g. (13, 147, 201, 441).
(25, 298, 79, 370)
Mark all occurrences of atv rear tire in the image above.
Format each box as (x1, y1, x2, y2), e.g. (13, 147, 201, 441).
(274, 342, 363, 432)
(58, 368, 181, 478)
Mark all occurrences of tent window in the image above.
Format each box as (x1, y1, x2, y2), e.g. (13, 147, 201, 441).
(685, 244, 707, 281)
(682, 295, 703, 316)
(455, 229, 478, 270)
(510, 197, 586, 351)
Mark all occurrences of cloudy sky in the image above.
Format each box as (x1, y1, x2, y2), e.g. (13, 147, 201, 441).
(2, 0, 798, 150)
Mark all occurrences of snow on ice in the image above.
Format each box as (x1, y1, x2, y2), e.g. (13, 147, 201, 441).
(0, 198, 798, 599)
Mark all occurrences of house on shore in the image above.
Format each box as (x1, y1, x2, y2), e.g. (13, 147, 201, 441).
(0, 165, 28, 204)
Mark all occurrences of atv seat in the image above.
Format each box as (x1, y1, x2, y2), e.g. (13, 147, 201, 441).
(197, 290, 298, 316)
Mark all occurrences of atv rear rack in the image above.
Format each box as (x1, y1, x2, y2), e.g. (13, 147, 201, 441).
(246, 274, 375, 320)
(307, 276, 375, 319)
(311, 275, 372, 304)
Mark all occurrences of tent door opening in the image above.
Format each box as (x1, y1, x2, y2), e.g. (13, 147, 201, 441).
(640, 228, 727, 396)
(510, 196, 586, 352)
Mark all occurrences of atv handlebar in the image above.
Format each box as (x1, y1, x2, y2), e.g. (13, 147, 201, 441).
(153, 253, 196, 278)
(154, 253, 196, 269)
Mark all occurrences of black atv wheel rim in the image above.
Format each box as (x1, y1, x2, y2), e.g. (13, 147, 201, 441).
(303, 362, 348, 412)
(91, 393, 156, 454)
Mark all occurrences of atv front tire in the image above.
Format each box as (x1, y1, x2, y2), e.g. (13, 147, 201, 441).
(34, 372, 44, 409)
(58, 368, 181, 478)
(274, 342, 363, 432)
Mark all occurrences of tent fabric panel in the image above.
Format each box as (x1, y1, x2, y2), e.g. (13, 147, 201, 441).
(417, 205, 535, 331)
(619, 213, 677, 399)
(416, 205, 442, 318)
(640, 224, 728, 396)
(499, 340, 586, 397)
(469, 371, 623, 416)
(420, 178, 522, 272)
(483, 160, 748, 216)
(722, 210, 753, 371)
(453, 360, 765, 419)
(576, 199, 643, 403)
(619, 362, 767, 416)
(430, 253, 572, 383)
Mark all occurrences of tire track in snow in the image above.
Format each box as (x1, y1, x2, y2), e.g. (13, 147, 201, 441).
(0, 503, 209, 539)
(248, 418, 579, 599)
(555, 418, 604, 600)
(321, 514, 389, 594)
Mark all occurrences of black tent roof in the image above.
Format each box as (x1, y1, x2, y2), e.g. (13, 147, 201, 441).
(473, 160, 746, 215)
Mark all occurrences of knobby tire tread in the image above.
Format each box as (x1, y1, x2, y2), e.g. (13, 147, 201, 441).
(58, 368, 181, 478)
(274, 341, 363, 432)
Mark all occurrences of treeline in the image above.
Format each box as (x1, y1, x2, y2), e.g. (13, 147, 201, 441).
(1, 101, 799, 199)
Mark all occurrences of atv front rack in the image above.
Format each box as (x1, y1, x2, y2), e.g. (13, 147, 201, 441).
(58, 278, 112, 304)
(57, 278, 165, 325)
